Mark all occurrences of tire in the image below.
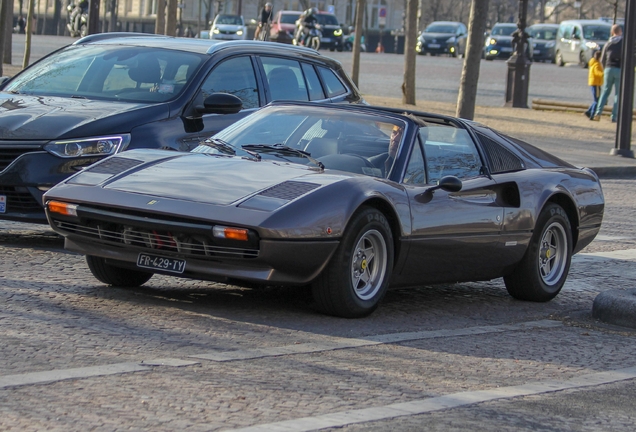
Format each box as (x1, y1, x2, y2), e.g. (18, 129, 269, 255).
(310, 36, 320, 50)
(556, 51, 564, 67)
(504, 203, 572, 302)
(80, 24, 87, 38)
(312, 207, 394, 318)
(86, 255, 153, 287)
(579, 51, 588, 68)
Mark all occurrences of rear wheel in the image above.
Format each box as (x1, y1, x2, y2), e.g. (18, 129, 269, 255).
(579, 51, 588, 68)
(86, 255, 153, 287)
(312, 207, 394, 318)
(504, 203, 572, 302)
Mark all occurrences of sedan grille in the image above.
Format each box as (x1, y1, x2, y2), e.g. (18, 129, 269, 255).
(0, 147, 41, 171)
(53, 219, 259, 259)
(0, 186, 42, 212)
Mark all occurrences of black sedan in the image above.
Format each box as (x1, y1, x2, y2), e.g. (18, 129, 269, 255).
(44, 102, 604, 318)
(0, 33, 362, 223)
(416, 21, 468, 57)
(484, 23, 518, 60)
(527, 23, 559, 63)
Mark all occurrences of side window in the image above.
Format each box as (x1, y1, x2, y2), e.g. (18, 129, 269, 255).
(423, 126, 482, 184)
(403, 138, 426, 185)
(301, 63, 326, 101)
(562, 25, 572, 39)
(318, 66, 347, 97)
(261, 57, 309, 101)
(199, 56, 259, 110)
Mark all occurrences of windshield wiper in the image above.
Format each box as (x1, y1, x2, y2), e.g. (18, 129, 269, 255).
(242, 144, 324, 170)
(200, 138, 237, 156)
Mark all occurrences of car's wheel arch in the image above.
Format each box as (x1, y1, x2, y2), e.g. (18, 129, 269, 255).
(542, 192, 579, 251)
(347, 197, 404, 269)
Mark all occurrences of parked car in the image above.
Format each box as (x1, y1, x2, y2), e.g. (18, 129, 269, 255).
(555, 19, 611, 68)
(315, 12, 344, 51)
(44, 102, 604, 318)
(269, 10, 302, 44)
(527, 23, 559, 63)
(484, 23, 518, 60)
(416, 21, 468, 57)
(0, 34, 364, 223)
(210, 14, 248, 40)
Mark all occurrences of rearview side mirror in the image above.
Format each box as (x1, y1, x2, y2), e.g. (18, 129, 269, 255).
(197, 93, 243, 115)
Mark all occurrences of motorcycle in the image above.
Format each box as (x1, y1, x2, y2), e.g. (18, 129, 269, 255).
(67, 3, 88, 38)
(294, 23, 321, 50)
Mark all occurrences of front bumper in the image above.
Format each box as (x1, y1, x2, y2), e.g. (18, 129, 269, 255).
(0, 150, 103, 223)
(484, 46, 514, 59)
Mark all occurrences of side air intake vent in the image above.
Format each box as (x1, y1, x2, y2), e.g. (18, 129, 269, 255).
(477, 133, 525, 174)
(258, 181, 320, 201)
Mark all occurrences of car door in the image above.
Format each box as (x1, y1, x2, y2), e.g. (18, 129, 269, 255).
(396, 127, 505, 286)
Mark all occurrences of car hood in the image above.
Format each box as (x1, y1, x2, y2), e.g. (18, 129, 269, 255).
(215, 24, 244, 31)
(0, 93, 163, 140)
(98, 150, 333, 206)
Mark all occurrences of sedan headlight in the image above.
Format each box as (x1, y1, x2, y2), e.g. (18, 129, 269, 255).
(585, 41, 598, 49)
(486, 38, 497, 46)
(334, 29, 343, 37)
(44, 135, 131, 158)
(213, 28, 220, 34)
(545, 41, 555, 48)
(447, 36, 456, 43)
(236, 30, 244, 35)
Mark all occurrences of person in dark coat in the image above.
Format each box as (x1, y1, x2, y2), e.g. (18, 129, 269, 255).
(592, 24, 623, 122)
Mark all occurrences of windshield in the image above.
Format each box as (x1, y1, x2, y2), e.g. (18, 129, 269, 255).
(4, 45, 205, 103)
(215, 15, 244, 25)
(193, 106, 405, 177)
(280, 13, 301, 24)
(425, 24, 459, 34)
(491, 25, 516, 36)
(316, 14, 339, 25)
(527, 27, 557, 40)
(582, 25, 611, 40)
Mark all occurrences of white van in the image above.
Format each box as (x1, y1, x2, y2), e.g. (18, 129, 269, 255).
(555, 19, 611, 67)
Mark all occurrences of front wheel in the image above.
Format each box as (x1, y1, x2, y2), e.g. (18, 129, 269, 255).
(310, 36, 320, 50)
(504, 203, 572, 302)
(556, 51, 564, 67)
(86, 255, 153, 287)
(312, 207, 394, 318)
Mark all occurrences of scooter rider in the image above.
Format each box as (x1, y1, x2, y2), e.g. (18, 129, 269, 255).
(300, 7, 319, 46)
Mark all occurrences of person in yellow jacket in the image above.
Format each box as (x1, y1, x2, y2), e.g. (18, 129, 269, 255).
(585, 50, 604, 120)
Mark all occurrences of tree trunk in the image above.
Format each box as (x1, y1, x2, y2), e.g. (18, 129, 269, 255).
(109, 0, 117, 32)
(351, 0, 365, 87)
(87, 0, 100, 35)
(3, 0, 15, 64)
(166, 0, 178, 36)
(0, 0, 6, 76)
(456, 0, 489, 120)
(156, 0, 166, 34)
(53, 0, 61, 35)
(23, 0, 35, 69)
(402, 0, 418, 105)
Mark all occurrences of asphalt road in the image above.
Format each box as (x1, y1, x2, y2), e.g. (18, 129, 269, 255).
(9, 33, 633, 108)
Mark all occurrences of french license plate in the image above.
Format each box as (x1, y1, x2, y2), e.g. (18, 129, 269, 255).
(501, 47, 512, 52)
(534, 50, 541, 55)
(137, 253, 186, 274)
(0, 195, 6, 213)
(428, 43, 440, 48)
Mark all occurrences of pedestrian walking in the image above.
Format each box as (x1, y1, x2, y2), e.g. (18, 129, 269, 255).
(591, 24, 623, 122)
(585, 50, 603, 119)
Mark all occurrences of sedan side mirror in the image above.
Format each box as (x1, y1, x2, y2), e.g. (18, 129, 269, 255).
(197, 93, 243, 115)
(0, 76, 9, 87)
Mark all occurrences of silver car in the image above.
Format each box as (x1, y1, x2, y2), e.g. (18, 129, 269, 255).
(555, 19, 611, 68)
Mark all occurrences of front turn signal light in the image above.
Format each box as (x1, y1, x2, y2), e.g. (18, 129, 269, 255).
(48, 201, 78, 217)
(213, 226, 249, 241)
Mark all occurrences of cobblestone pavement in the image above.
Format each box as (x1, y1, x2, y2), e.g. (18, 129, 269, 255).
(1, 181, 635, 430)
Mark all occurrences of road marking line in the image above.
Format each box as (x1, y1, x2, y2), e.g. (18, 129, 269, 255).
(226, 366, 636, 432)
(0, 358, 199, 390)
(574, 249, 636, 262)
(190, 320, 561, 362)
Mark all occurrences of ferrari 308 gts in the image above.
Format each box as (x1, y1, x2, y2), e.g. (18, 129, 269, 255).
(44, 101, 604, 318)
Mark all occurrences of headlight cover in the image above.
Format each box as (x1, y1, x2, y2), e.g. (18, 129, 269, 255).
(334, 29, 343, 37)
(447, 36, 456, 43)
(585, 41, 598, 49)
(545, 41, 555, 48)
(487, 38, 497, 46)
(44, 134, 131, 158)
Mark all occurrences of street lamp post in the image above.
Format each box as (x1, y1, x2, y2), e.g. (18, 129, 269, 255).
(504, 0, 531, 108)
(611, 0, 635, 158)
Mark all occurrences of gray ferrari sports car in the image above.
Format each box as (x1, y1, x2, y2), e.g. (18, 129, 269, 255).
(44, 101, 604, 318)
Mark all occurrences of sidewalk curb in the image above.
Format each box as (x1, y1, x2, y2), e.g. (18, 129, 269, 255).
(593, 289, 636, 329)
(590, 166, 636, 179)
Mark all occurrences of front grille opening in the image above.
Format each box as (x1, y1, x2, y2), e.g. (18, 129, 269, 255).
(0, 186, 42, 212)
(0, 148, 38, 171)
(54, 219, 259, 259)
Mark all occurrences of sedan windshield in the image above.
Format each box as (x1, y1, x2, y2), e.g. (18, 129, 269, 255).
(491, 25, 516, 36)
(582, 25, 611, 40)
(4, 45, 205, 103)
(425, 24, 458, 34)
